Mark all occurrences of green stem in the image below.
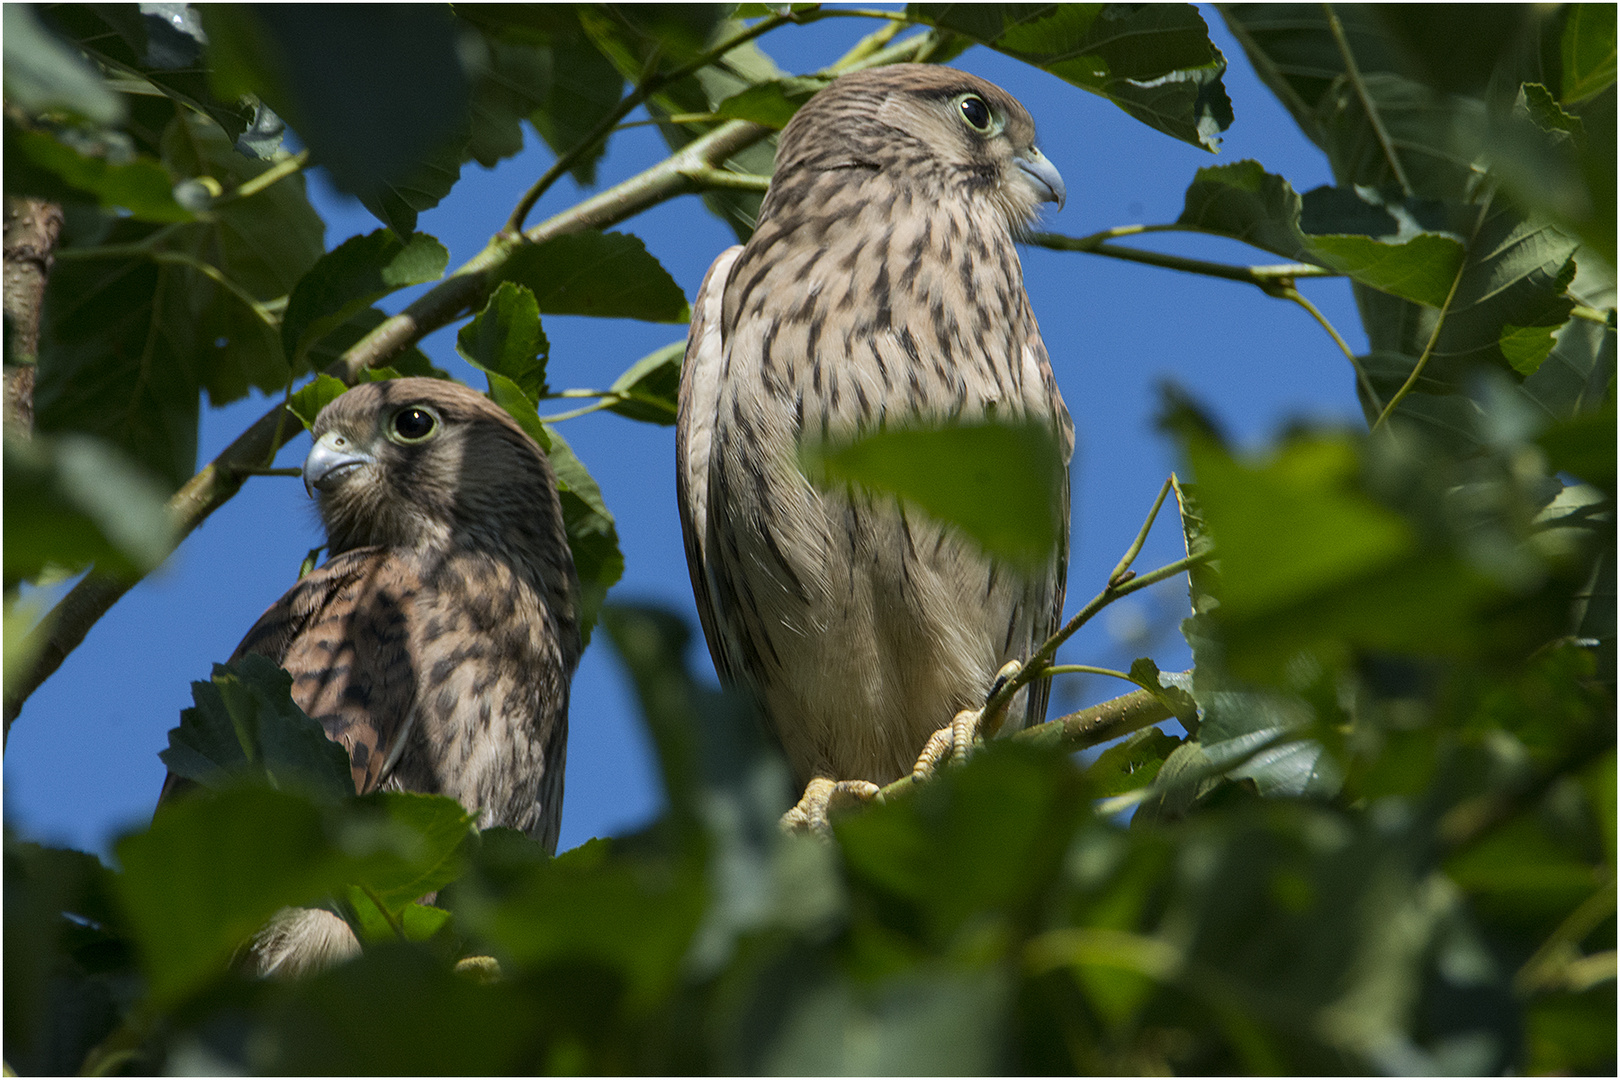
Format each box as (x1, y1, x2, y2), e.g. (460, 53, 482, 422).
(220, 149, 310, 203)
(1028, 231, 1335, 287)
(1275, 284, 1382, 417)
(1109, 476, 1173, 586)
(1042, 664, 1137, 683)
(1371, 230, 1473, 430)
(1570, 303, 1614, 326)
(1323, 3, 1412, 196)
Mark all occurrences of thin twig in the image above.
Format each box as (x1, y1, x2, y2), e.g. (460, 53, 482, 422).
(1371, 230, 1473, 429)
(1028, 231, 1334, 287)
(1042, 664, 1137, 684)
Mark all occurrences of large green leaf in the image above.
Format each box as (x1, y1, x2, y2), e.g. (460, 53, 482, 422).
(3, 5, 124, 126)
(4, 127, 193, 223)
(802, 419, 1067, 570)
(910, 4, 1233, 151)
(282, 230, 449, 366)
(498, 231, 690, 322)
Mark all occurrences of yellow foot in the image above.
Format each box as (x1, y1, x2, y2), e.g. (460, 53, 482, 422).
(781, 776, 882, 836)
(912, 660, 1024, 781)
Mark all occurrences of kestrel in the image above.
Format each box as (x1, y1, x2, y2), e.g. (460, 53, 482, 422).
(677, 64, 1072, 831)
(163, 377, 581, 972)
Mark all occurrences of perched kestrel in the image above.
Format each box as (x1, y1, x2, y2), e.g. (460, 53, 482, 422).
(677, 64, 1072, 830)
(164, 377, 581, 972)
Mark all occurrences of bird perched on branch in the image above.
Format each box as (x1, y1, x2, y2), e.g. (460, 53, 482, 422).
(677, 64, 1072, 831)
(163, 377, 581, 973)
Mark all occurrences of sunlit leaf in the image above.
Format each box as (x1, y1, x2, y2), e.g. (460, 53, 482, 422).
(283, 230, 449, 366)
(802, 419, 1066, 569)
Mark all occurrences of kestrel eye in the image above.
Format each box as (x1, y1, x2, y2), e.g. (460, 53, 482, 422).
(959, 95, 991, 131)
(392, 406, 438, 442)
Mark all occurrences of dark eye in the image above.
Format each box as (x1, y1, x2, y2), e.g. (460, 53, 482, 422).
(392, 406, 437, 442)
(959, 95, 991, 131)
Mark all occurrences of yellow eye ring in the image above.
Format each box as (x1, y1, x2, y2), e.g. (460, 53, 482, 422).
(389, 404, 441, 444)
(956, 93, 996, 133)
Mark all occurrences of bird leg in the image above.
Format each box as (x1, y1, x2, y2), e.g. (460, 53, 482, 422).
(781, 776, 882, 836)
(912, 660, 1024, 781)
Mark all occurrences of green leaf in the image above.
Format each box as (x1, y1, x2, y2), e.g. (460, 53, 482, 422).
(543, 427, 623, 646)
(344, 893, 452, 944)
(35, 247, 202, 488)
(581, 9, 781, 241)
(2, 5, 125, 126)
(712, 76, 828, 128)
(802, 419, 1066, 570)
(1561, 3, 1618, 104)
(4, 432, 178, 585)
(118, 787, 346, 1003)
(354, 146, 463, 239)
(1085, 728, 1182, 797)
(159, 654, 356, 802)
(5, 128, 192, 223)
(606, 341, 682, 426)
(1539, 404, 1617, 489)
(457, 10, 625, 181)
(498, 231, 689, 322)
(199, 6, 471, 214)
(1176, 160, 1311, 261)
(287, 374, 351, 431)
(1125, 658, 1199, 727)
(283, 230, 449, 366)
(340, 792, 476, 915)
(456, 281, 549, 401)
(909, 4, 1233, 151)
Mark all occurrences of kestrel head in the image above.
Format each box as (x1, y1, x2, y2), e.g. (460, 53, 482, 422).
(303, 377, 563, 559)
(764, 63, 1065, 230)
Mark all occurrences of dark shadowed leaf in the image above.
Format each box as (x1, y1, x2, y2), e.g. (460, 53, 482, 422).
(910, 4, 1233, 151)
(499, 231, 689, 322)
(199, 5, 470, 226)
(118, 787, 346, 1003)
(803, 419, 1066, 569)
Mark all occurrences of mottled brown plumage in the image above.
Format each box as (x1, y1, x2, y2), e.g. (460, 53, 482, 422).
(677, 65, 1073, 829)
(163, 377, 580, 973)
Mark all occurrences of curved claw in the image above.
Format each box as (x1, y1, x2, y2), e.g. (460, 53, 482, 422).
(781, 777, 882, 837)
(913, 708, 985, 781)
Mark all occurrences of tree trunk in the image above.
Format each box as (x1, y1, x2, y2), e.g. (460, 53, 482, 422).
(3, 195, 63, 435)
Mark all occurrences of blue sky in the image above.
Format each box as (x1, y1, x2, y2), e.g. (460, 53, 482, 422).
(6, 7, 1364, 857)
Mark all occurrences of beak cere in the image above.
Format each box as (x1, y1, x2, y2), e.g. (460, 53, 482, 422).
(1016, 148, 1066, 211)
(303, 430, 374, 498)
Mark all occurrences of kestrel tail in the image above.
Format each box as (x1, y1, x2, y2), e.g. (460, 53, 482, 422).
(677, 64, 1073, 832)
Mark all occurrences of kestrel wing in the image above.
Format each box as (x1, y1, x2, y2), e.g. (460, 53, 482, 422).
(676, 244, 745, 684)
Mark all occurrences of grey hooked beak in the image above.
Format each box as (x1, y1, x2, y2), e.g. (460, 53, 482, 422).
(303, 430, 373, 498)
(1017, 147, 1065, 211)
